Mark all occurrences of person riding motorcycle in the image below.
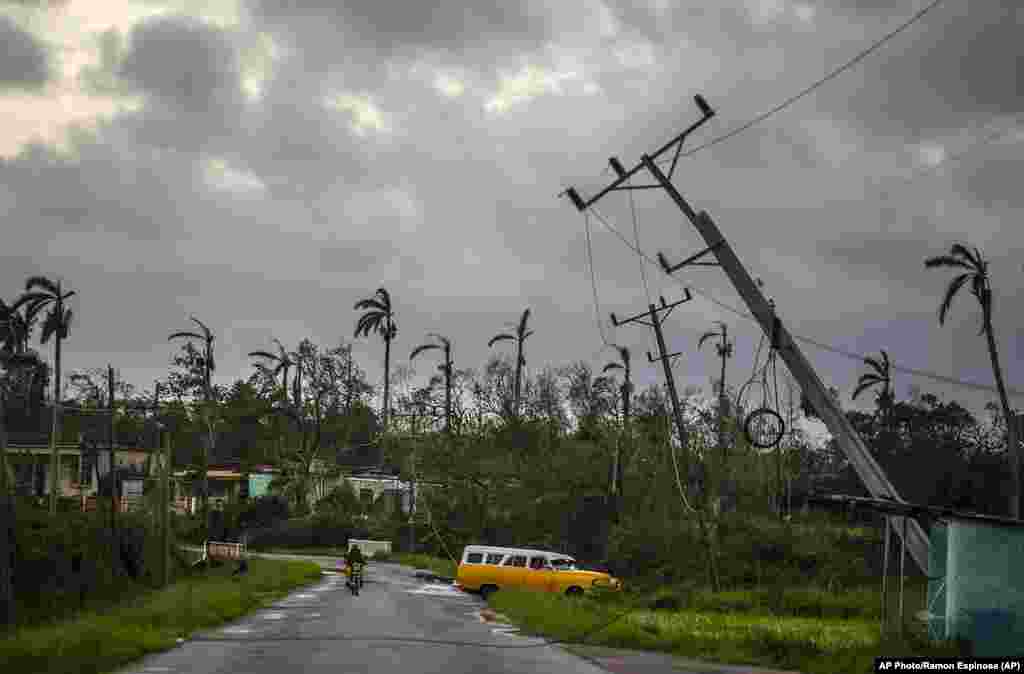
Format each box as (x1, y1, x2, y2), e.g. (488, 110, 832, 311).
(344, 544, 366, 584)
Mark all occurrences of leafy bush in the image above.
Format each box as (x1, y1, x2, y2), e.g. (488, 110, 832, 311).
(9, 503, 176, 631)
(236, 496, 290, 530)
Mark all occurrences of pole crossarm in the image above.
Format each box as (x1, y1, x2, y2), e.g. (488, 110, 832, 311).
(562, 96, 715, 212)
(658, 242, 724, 273)
(610, 291, 693, 328)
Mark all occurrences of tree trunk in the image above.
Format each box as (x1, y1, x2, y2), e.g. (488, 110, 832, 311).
(985, 317, 1020, 519)
(383, 334, 391, 431)
(49, 332, 62, 514)
(445, 362, 452, 435)
(514, 342, 523, 421)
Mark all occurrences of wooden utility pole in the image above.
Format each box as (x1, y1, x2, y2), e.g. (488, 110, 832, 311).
(610, 294, 694, 482)
(562, 94, 929, 572)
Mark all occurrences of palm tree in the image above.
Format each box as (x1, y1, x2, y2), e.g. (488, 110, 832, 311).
(925, 243, 1020, 518)
(488, 308, 533, 420)
(13, 276, 75, 514)
(602, 345, 632, 506)
(410, 334, 454, 434)
(852, 349, 895, 432)
(168, 316, 216, 526)
(248, 339, 294, 405)
(354, 288, 397, 430)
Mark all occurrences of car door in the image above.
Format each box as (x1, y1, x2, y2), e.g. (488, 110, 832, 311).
(499, 554, 528, 588)
(526, 555, 556, 592)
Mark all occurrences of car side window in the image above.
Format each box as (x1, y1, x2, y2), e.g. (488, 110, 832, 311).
(503, 555, 527, 567)
(529, 556, 547, 570)
(486, 553, 505, 565)
(466, 552, 483, 563)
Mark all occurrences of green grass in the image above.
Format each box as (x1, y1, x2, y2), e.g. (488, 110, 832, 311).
(488, 586, 968, 674)
(0, 558, 323, 674)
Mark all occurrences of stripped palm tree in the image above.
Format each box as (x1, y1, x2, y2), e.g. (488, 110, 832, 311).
(488, 308, 532, 421)
(925, 243, 1019, 518)
(410, 334, 454, 434)
(602, 345, 632, 509)
(168, 316, 216, 527)
(852, 350, 894, 432)
(354, 288, 397, 431)
(13, 277, 75, 513)
(248, 339, 294, 405)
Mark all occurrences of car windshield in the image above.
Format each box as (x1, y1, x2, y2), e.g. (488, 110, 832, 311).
(550, 558, 577, 570)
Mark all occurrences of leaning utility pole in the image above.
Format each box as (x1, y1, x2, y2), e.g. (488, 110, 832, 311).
(563, 94, 930, 573)
(610, 293, 694, 481)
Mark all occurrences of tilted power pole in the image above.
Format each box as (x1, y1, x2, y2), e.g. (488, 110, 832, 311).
(562, 95, 930, 574)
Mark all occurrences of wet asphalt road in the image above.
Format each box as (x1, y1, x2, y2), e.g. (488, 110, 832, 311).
(115, 560, 611, 674)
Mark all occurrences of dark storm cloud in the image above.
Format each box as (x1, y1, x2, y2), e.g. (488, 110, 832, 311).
(0, 137, 200, 240)
(93, 15, 246, 154)
(0, 15, 51, 89)
(251, 0, 551, 53)
(118, 15, 242, 112)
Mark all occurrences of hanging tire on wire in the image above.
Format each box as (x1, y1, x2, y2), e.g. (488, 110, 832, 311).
(744, 406, 785, 449)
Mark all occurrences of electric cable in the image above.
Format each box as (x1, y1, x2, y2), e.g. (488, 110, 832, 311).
(654, 0, 950, 167)
(627, 177, 652, 305)
(583, 211, 612, 348)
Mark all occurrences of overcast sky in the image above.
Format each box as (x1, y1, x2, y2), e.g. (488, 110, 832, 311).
(1, 0, 1021, 428)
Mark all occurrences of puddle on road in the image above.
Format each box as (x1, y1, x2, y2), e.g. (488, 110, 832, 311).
(406, 584, 465, 598)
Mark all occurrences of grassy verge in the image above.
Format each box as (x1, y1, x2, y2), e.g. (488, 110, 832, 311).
(488, 586, 968, 674)
(0, 558, 322, 674)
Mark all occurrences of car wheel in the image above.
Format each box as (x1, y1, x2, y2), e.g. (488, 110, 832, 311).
(565, 586, 584, 597)
(480, 585, 498, 600)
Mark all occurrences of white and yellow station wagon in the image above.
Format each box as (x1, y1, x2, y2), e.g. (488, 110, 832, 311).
(455, 545, 621, 599)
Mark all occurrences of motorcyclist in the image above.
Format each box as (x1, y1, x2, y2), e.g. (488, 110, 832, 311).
(345, 544, 366, 582)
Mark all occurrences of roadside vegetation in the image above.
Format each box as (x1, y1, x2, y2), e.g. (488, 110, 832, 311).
(489, 585, 966, 674)
(3, 256, 1019, 669)
(0, 558, 321, 674)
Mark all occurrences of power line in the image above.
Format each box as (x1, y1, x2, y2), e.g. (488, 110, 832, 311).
(658, 0, 950, 166)
(627, 177, 652, 304)
(584, 205, 1024, 400)
(582, 210, 612, 347)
